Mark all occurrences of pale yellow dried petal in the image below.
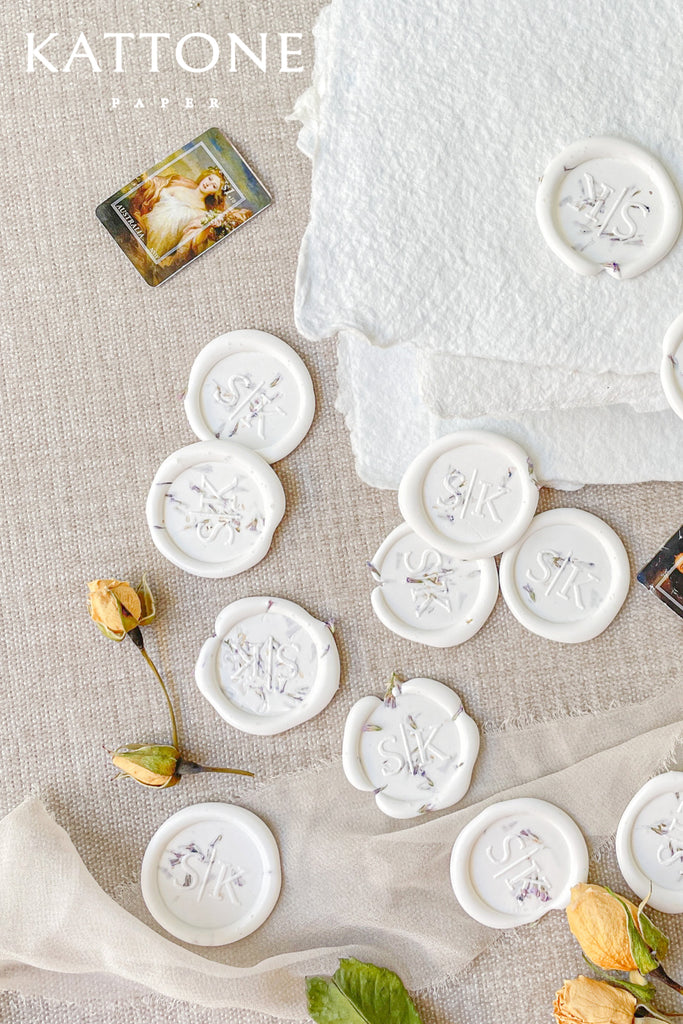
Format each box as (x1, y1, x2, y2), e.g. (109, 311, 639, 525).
(554, 976, 636, 1024)
(87, 579, 141, 636)
(566, 883, 640, 971)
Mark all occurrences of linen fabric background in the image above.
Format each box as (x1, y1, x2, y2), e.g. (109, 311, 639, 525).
(1, 1, 683, 1023)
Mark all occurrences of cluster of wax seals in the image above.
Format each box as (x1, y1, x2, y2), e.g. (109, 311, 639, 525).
(369, 428, 630, 647)
(536, 136, 683, 420)
(146, 330, 315, 578)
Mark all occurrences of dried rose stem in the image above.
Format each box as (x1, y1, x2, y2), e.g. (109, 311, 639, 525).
(652, 965, 683, 996)
(176, 760, 254, 778)
(127, 627, 179, 750)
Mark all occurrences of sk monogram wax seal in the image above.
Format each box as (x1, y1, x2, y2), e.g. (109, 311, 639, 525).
(450, 798, 589, 929)
(141, 803, 281, 945)
(398, 431, 539, 559)
(369, 522, 498, 647)
(185, 330, 316, 463)
(499, 508, 630, 643)
(536, 136, 682, 279)
(196, 597, 340, 735)
(616, 772, 683, 914)
(342, 676, 479, 819)
(146, 440, 285, 578)
(661, 312, 683, 422)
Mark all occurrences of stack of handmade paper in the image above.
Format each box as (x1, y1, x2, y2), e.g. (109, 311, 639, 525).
(293, 0, 683, 489)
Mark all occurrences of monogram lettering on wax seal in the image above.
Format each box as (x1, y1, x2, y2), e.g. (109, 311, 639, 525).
(195, 596, 340, 735)
(184, 330, 315, 463)
(141, 802, 281, 945)
(499, 508, 629, 643)
(617, 772, 683, 914)
(536, 136, 682, 279)
(398, 430, 539, 559)
(368, 522, 498, 647)
(145, 439, 285, 578)
(342, 676, 479, 819)
(450, 797, 589, 929)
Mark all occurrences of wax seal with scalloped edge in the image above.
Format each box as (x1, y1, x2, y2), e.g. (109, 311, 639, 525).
(398, 430, 539, 560)
(369, 522, 498, 647)
(661, 312, 683, 421)
(499, 508, 629, 643)
(536, 136, 682, 280)
(184, 329, 315, 463)
(146, 440, 285, 579)
(616, 771, 683, 914)
(141, 802, 281, 946)
(342, 675, 479, 819)
(195, 596, 340, 736)
(450, 797, 589, 929)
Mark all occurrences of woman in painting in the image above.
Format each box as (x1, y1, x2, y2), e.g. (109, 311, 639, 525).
(129, 166, 252, 269)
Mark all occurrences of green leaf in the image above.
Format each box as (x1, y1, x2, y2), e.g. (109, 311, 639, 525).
(637, 898, 669, 962)
(606, 888, 659, 975)
(136, 576, 156, 626)
(582, 954, 656, 1003)
(306, 959, 424, 1024)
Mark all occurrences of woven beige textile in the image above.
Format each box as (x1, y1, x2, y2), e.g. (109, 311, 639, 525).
(0, 0, 682, 1022)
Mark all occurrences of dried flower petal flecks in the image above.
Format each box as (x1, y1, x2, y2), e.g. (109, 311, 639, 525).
(87, 576, 253, 788)
(567, 883, 683, 996)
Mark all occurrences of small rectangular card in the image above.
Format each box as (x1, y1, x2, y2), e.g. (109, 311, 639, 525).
(637, 524, 683, 619)
(96, 128, 272, 286)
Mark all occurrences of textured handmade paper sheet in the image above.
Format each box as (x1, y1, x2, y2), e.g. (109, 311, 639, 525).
(1, 0, 683, 1022)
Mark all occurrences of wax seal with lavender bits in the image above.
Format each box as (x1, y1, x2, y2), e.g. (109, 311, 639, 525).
(499, 508, 630, 643)
(342, 675, 479, 819)
(146, 439, 285, 578)
(398, 430, 539, 560)
(368, 522, 499, 647)
(450, 797, 589, 929)
(661, 312, 683, 421)
(616, 772, 683, 914)
(184, 329, 315, 463)
(536, 136, 682, 280)
(196, 596, 340, 735)
(141, 802, 281, 946)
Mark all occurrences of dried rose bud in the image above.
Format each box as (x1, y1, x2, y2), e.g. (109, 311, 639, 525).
(111, 743, 254, 789)
(553, 976, 636, 1024)
(112, 744, 180, 787)
(87, 578, 155, 641)
(566, 882, 674, 983)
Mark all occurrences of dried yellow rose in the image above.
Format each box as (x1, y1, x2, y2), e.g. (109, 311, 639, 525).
(553, 976, 636, 1024)
(566, 883, 642, 971)
(87, 578, 155, 640)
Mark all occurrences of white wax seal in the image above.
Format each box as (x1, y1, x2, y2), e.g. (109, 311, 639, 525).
(536, 136, 682, 279)
(369, 522, 498, 647)
(146, 440, 285, 579)
(450, 797, 589, 929)
(184, 330, 315, 463)
(195, 597, 340, 735)
(398, 431, 539, 559)
(499, 508, 630, 643)
(141, 802, 281, 946)
(661, 312, 683, 421)
(616, 772, 683, 914)
(342, 676, 479, 819)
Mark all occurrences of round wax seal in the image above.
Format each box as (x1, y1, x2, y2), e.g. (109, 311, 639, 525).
(184, 330, 315, 463)
(369, 522, 498, 647)
(146, 440, 285, 578)
(661, 312, 683, 421)
(499, 508, 629, 643)
(342, 676, 479, 819)
(196, 597, 340, 735)
(398, 431, 539, 559)
(616, 772, 683, 913)
(141, 802, 281, 946)
(450, 798, 589, 929)
(536, 136, 682, 279)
